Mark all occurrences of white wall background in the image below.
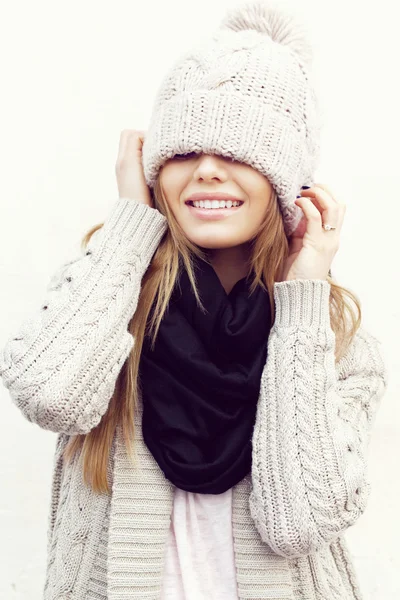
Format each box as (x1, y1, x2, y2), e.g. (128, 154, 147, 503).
(0, 0, 398, 598)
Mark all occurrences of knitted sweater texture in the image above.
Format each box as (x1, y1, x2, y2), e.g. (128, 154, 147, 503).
(0, 198, 388, 600)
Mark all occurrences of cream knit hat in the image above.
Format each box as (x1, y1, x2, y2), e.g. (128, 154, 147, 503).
(141, 0, 322, 237)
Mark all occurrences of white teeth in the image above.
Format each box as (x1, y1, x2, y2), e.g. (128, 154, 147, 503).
(191, 199, 241, 209)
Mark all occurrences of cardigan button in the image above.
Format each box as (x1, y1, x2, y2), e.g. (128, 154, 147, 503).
(345, 486, 362, 510)
(345, 498, 356, 511)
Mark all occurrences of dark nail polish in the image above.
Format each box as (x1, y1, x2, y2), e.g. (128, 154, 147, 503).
(296, 195, 301, 198)
(301, 185, 311, 190)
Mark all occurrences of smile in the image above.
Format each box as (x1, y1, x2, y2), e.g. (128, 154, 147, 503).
(186, 200, 244, 209)
(185, 200, 244, 221)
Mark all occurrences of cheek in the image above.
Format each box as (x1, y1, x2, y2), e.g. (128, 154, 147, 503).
(160, 169, 188, 213)
(248, 197, 270, 222)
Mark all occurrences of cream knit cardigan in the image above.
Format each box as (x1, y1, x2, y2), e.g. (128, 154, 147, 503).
(0, 198, 388, 600)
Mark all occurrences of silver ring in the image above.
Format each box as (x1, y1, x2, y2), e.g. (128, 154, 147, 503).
(322, 223, 336, 231)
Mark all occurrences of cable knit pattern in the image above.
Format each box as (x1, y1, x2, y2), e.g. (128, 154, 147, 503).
(0, 198, 387, 599)
(249, 279, 387, 559)
(0, 198, 168, 435)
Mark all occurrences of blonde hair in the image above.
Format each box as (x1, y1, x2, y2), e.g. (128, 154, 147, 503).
(63, 174, 361, 494)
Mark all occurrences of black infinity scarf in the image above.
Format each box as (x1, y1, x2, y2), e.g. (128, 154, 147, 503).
(138, 254, 272, 494)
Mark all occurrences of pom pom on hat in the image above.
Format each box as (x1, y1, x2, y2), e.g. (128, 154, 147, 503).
(219, 0, 314, 68)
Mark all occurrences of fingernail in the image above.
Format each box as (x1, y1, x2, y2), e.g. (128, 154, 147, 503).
(301, 185, 311, 190)
(296, 195, 302, 198)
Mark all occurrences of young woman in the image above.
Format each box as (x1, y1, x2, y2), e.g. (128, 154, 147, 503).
(0, 2, 387, 599)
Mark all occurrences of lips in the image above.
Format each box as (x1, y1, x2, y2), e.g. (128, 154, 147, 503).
(185, 201, 244, 221)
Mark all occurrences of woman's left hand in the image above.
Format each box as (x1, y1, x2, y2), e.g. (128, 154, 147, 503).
(280, 184, 346, 282)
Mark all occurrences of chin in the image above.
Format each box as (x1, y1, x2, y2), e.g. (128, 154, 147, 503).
(186, 232, 250, 250)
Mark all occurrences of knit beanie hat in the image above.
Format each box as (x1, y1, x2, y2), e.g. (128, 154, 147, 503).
(141, 0, 322, 237)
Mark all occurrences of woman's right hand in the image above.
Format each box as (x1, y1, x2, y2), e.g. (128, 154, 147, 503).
(115, 129, 154, 207)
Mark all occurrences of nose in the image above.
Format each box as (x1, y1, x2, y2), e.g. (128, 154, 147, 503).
(193, 154, 229, 183)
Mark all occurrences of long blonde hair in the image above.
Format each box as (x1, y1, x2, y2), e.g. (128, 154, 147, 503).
(63, 174, 361, 494)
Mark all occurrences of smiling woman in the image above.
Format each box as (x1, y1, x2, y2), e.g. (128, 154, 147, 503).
(159, 151, 275, 257)
(0, 1, 388, 599)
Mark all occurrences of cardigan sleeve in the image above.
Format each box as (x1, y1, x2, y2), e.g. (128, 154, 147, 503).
(249, 279, 388, 558)
(0, 198, 168, 435)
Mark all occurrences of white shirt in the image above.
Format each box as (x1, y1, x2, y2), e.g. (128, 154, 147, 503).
(160, 486, 239, 600)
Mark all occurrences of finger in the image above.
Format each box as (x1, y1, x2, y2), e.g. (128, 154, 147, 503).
(117, 130, 130, 163)
(309, 197, 345, 235)
(301, 187, 343, 233)
(312, 183, 338, 202)
(117, 130, 144, 165)
(117, 129, 140, 163)
(295, 196, 323, 238)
